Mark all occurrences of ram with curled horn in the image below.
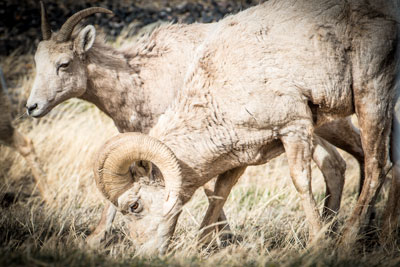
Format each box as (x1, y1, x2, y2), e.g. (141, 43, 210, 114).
(94, 133, 184, 253)
(27, 1, 382, 252)
(94, 0, 399, 254)
(27, 1, 259, 247)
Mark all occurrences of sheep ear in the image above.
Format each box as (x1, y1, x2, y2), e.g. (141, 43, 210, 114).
(74, 25, 96, 56)
(139, 161, 153, 179)
(132, 161, 153, 181)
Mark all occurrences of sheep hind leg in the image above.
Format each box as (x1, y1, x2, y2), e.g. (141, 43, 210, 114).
(380, 94, 400, 247)
(198, 167, 246, 247)
(316, 117, 386, 230)
(281, 123, 323, 241)
(340, 93, 393, 249)
(380, 166, 400, 247)
(312, 136, 346, 221)
(12, 129, 48, 200)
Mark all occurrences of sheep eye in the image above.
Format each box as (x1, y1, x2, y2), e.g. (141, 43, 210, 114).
(129, 202, 141, 213)
(56, 62, 70, 75)
(59, 62, 70, 68)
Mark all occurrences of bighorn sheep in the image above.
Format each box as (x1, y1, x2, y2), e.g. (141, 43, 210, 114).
(0, 71, 47, 199)
(94, 0, 398, 253)
(28, 2, 365, 248)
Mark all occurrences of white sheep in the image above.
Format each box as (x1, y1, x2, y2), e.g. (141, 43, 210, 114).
(27, 2, 370, 248)
(93, 0, 399, 253)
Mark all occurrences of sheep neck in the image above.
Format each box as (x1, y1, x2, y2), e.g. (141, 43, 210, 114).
(79, 23, 213, 133)
(80, 44, 155, 133)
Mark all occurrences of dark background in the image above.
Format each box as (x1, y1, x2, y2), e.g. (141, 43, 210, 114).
(0, 0, 262, 55)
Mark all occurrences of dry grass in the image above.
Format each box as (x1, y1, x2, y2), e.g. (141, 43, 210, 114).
(1, 38, 400, 267)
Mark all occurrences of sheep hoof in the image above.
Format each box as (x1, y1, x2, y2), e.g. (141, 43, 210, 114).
(86, 232, 106, 248)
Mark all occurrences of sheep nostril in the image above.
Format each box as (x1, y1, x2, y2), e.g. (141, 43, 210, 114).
(26, 103, 38, 115)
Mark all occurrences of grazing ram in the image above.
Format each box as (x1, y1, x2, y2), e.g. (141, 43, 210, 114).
(93, 0, 398, 253)
(0, 72, 47, 199)
(27, 2, 365, 248)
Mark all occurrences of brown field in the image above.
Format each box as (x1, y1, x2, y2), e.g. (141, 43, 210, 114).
(1, 27, 400, 267)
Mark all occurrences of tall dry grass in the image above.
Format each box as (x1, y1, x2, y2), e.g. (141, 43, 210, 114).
(0, 34, 399, 267)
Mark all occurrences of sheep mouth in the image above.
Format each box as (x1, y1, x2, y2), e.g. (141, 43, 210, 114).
(31, 113, 45, 118)
(29, 105, 51, 118)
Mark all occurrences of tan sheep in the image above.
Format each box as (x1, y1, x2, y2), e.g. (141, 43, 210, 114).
(94, 0, 398, 253)
(27, 2, 371, 249)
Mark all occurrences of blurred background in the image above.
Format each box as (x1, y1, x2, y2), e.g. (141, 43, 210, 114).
(0, 0, 260, 56)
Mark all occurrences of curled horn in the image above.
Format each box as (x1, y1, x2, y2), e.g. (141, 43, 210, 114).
(40, 1, 52, 40)
(94, 132, 183, 213)
(94, 132, 184, 253)
(57, 7, 113, 43)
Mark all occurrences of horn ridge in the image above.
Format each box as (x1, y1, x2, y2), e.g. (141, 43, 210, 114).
(57, 7, 113, 43)
(94, 133, 183, 206)
(40, 1, 52, 40)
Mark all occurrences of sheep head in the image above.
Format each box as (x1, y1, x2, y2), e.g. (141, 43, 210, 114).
(26, 2, 113, 117)
(94, 133, 184, 254)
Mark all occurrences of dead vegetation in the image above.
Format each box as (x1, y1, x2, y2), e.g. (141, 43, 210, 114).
(0, 24, 400, 267)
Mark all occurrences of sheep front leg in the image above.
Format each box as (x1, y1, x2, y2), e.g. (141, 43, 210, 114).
(202, 179, 231, 235)
(86, 201, 117, 247)
(315, 117, 364, 195)
(202, 178, 234, 238)
(281, 127, 322, 241)
(312, 136, 346, 219)
(198, 167, 246, 246)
